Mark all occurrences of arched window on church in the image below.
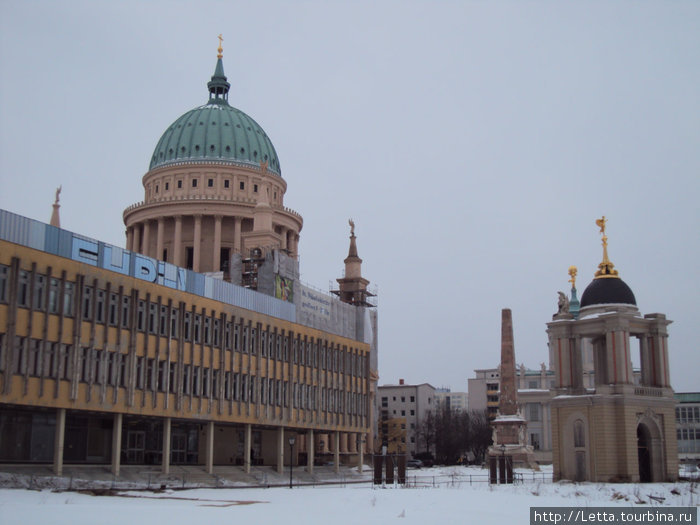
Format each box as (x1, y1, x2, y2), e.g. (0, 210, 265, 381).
(574, 419, 585, 448)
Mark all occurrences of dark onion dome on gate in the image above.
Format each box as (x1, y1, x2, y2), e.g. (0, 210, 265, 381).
(149, 47, 281, 176)
(580, 216, 637, 308)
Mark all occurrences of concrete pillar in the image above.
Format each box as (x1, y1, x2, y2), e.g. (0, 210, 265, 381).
(340, 432, 348, 454)
(244, 424, 252, 474)
(142, 220, 151, 258)
(639, 336, 651, 386)
(111, 413, 123, 477)
(292, 234, 299, 258)
(213, 215, 222, 272)
(357, 433, 364, 473)
(571, 337, 583, 392)
(205, 421, 215, 475)
(162, 417, 171, 475)
(233, 218, 241, 254)
(193, 215, 202, 272)
(156, 218, 165, 262)
(277, 427, 284, 474)
(132, 224, 141, 255)
(126, 227, 133, 252)
(605, 330, 632, 385)
(174, 216, 183, 266)
(334, 430, 340, 473)
(648, 334, 670, 388)
(53, 408, 66, 476)
(280, 228, 288, 251)
(307, 429, 314, 473)
(348, 433, 357, 453)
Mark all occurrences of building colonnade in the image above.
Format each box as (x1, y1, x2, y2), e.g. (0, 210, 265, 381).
(125, 214, 300, 272)
(47, 407, 366, 477)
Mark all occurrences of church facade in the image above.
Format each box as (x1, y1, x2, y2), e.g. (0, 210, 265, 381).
(548, 218, 677, 482)
(0, 44, 378, 476)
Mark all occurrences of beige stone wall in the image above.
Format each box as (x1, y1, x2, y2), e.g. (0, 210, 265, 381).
(124, 161, 302, 270)
(552, 395, 677, 482)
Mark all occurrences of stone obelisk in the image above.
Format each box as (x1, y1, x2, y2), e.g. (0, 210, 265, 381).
(488, 309, 536, 483)
(499, 309, 517, 418)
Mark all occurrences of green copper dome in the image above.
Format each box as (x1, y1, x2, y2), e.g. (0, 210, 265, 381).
(149, 57, 281, 175)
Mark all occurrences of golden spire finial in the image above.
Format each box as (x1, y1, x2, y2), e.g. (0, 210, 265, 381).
(217, 34, 223, 59)
(594, 215, 619, 279)
(568, 266, 577, 289)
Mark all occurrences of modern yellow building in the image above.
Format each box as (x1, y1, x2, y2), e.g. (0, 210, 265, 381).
(0, 43, 377, 477)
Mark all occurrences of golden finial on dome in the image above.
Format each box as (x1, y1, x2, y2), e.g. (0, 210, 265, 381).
(568, 266, 577, 289)
(594, 215, 619, 279)
(217, 34, 223, 59)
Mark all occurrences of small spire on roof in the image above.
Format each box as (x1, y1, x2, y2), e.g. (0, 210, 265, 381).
(568, 266, 580, 318)
(50, 186, 62, 227)
(208, 35, 230, 104)
(594, 216, 619, 279)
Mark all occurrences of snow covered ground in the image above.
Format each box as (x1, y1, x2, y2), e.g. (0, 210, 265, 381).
(0, 465, 697, 525)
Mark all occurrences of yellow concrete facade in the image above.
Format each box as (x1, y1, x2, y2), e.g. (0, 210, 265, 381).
(0, 239, 370, 471)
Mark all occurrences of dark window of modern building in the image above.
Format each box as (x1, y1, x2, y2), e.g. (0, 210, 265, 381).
(17, 270, 30, 307)
(95, 289, 105, 324)
(108, 293, 118, 326)
(137, 300, 146, 331)
(194, 314, 202, 344)
(0, 265, 9, 303)
(63, 282, 75, 317)
(81, 286, 93, 320)
(121, 296, 131, 329)
(159, 305, 168, 336)
(32, 274, 46, 311)
(148, 302, 157, 334)
(48, 277, 60, 313)
(204, 316, 211, 345)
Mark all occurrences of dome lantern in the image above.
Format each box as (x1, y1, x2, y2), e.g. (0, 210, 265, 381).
(207, 35, 230, 105)
(579, 217, 637, 308)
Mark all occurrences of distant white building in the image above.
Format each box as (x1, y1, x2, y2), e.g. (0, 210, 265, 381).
(468, 365, 557, 463)
(434, 388, 468, 412)
(468, 360, 641, 464)
(378, 381, 435, 458)
(675, 392, 700, 466)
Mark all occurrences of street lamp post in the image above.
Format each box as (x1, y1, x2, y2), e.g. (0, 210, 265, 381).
(500, 443, 506, 485)
(288, 436, 296, 489)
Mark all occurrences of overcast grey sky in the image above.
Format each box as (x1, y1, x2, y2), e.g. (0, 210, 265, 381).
(1, 1, 698, 392)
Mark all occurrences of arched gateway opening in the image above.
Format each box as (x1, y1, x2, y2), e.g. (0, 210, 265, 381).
(637, 423, 652, 482)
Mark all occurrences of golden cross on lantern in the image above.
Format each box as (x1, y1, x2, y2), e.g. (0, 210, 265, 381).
(217, 34, 223, 59)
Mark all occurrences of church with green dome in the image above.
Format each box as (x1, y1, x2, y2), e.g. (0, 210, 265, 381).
(0, 40, 379, 481)
(149, 56, 282, 176)
(124, 43, 302, 281)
